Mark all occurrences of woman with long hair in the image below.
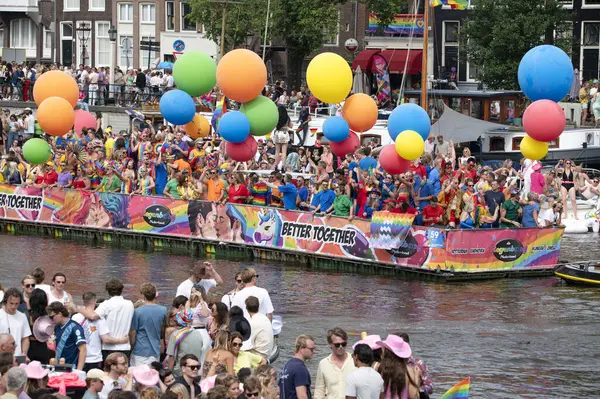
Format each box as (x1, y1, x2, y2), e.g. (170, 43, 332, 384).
(378, 335, 420, 399)
(558, 159, 578, 219)
(202, 330, 234, 378)
(168, 383, 191, 399)
(229, 332, 265, 374)
(221, 375, 241, 399)
(27, 288, 54, 364)
(208, 302, 229, 341)
(72, 166, 91, 190)
(273, 105, 292, 170)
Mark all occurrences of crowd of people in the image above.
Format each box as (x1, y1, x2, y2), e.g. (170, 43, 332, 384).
(0, 264, 434, 399)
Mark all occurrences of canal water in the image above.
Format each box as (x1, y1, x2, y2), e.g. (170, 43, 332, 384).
(0, 234, 599, 398)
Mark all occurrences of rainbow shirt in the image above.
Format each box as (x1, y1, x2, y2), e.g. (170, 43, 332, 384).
(250, 182, 270, 206)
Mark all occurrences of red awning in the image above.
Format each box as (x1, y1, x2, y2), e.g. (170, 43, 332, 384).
(381, 50, 423, 74)
(351, 49, 423, 75)
(351, 49, 382, 72)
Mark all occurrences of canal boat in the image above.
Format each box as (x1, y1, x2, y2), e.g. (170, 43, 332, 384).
(554, 262, 600, 286)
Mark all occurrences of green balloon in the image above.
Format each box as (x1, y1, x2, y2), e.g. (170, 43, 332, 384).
(240, 96, 279, 136)
(173, 51, 217, 96)
(23, 138, 51, 165)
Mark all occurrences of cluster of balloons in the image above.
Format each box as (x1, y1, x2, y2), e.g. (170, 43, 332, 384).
(379, 103, 431, 175)
(518, 45, 573, 160)
(169, 49, 273, 161)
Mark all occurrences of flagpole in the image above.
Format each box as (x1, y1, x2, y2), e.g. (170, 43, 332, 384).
(421, 0, 429, 113)
(262, 0, 271, 60)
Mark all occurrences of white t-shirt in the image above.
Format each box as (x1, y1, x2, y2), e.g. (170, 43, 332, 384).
(26, 115, 35, 134)
(72, 313, 109, 363)
(36, 284, 51, 295)
(47, 289, 71, 305)
(249, 313, 274, 357)
(345, 366, 384, 399)
(0, 308, 32, 356)
(538, 208, 557, 226)
(175, 278, 216, 299)
(95, 296, 134, 351)
(166, 75, 174, 88)
(99, 376, 127, 399)
(231, 286, 274, 320)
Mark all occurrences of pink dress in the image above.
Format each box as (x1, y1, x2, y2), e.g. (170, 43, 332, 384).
(530, 172, 546, 194)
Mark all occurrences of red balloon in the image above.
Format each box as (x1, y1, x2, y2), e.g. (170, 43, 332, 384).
(329, 132, 360, 157)
(379, 144, 410, 175)
(225, 135, 258, 162)
(74, 110, 97, 136)
(523, 99, 565, 142)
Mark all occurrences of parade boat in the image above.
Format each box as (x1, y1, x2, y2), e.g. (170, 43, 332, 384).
(554, 262, 600, 286)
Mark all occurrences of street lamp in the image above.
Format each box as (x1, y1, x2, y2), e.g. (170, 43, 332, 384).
(108, 25, 117, 101)
(76, 22, 92, 66)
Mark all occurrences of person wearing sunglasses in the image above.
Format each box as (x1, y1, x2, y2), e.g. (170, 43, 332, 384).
(242, 376, 263, 399)
(20, 275, 36, 311)
(314, 328, 356, 399)
(174, 354, 202, 399)
(230, 267, 274, 322)
(229, 331, 265, 374)
(278, 335, 315, 399)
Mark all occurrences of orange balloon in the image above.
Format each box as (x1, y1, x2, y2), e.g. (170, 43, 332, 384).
(342, 93, 378, 132)
(216, 49, 267, 103)
(185, 114, 211, 139)
(37, 97, 76, 137)
(33, 71, 79, 107)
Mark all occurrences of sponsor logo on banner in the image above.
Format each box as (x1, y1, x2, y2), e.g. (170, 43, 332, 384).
(143, 205, 173, 228)
(492, 239, 525, 262)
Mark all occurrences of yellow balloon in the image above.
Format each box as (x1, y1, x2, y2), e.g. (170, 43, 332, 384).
(520, 135, 548, 160)
(395, 130, 424, 161)
(306, 52, 352, 104)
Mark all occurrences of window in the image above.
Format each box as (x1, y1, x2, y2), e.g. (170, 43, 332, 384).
(119, 3, 133, 22)
(444, 22, 459, 43)
(181, 3, 195, 31)
(345, 23, 350, 32)
(119, 35, 133, 69)
(581, 22, 600, 81)
(44, 29, 52, 49)
(140, 36, 157, 69)
(166, 1, 175, 31)
(442, 21, 479, 83)
(96, 22, 110, 66)
(62, 22, 73, 37)
(89, 0, 105, 11)
(559, 0, 573, 7)
(140, 4, 156, 23)
(10, 19, 36, 49)
(322, 13, 340, 46)
(583, 0, 600, 7)
(64, 0, 80, 11)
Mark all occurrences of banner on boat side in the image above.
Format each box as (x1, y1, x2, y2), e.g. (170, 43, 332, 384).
(0, 185, 565, 273)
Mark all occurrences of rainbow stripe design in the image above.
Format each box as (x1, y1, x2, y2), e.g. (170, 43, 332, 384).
(367, 13, 425, 35)
(441, 377, 470, 399)
(369, 211, 415, 249)
(430, 0, 468, 9)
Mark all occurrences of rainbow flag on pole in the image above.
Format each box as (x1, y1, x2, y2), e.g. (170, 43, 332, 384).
(441, 377, 470, 399)
(429, 0, 468, 10)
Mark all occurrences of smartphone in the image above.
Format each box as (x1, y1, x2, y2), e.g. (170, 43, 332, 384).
(15, 356, 26, 365)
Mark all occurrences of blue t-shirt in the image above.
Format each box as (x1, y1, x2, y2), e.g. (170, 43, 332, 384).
(522, 203, 540, 228)
(417, 182, 433, 210)
(297, 186, 308, 203)
(278, 183, 298, 210)
(428, 168, 441, 196)
(172, 140, 189, 155)
(54, 319, 86, 366)
(359, 156, 378, 171)
(348, 161, 358, 181)
(155, 162, 168, 195)
(131, 304, 167, 357)
(312, 189, 336, 212)
(278, 358, 311, 399)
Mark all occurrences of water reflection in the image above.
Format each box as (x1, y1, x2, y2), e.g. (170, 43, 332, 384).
(0, 234, 599, 397)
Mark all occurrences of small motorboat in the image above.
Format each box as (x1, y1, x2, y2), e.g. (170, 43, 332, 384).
(268, 315, 282, 364)
(554, 262, 600, 286)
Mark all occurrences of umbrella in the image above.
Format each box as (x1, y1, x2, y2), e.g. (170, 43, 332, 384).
(569, 68, 581, 101)
(352, 66, 365, 94)
(157, 61, 174, 70)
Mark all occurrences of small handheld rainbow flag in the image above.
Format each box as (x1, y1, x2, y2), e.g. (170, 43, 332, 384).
(441, 377, 470, 399)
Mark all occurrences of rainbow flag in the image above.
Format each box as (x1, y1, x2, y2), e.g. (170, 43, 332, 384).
(369, 211, 415, 249)
(441, 377, 470, 399)
(430, 0, 468, 9)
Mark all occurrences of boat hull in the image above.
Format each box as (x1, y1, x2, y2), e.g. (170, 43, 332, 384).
(555, 263, 600, 286)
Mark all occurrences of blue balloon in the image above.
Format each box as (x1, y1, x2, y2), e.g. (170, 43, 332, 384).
(323, 116, 350, 143)
(218, 111, 251, 143)
(387, 103, 431, 141)
(159, 90, 195, 125)
(518, 45, 573, 102)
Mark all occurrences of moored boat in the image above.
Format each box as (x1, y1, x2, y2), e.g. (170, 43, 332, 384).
(554, 262, 600, 286)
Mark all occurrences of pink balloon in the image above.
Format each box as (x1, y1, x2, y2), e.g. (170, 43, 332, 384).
(523, 100, 565, 142)
(74, 110, 97, 136)
(379, 144, 410, 175)
(329, 132, 360, 157)
(225, 135, 258, 162)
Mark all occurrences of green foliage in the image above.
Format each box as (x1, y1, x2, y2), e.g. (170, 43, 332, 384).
(363, 0, 409, 32)
(459, 0, 571, 90)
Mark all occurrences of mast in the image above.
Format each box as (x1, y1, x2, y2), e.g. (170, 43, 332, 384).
(421, 0, 429, 112)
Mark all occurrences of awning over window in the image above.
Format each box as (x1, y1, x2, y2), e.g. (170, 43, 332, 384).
(351, 49, 423, 75)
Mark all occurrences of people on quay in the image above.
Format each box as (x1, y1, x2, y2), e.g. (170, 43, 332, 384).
(165, 309, 206, 377)
(72, 292, 112, 371)
(230, 268, 274, 321)
(314, 327, 356, 399)
(47, 273, 74, 306)
(83, 368, 107, 399)
(245, 296, 274, 360)
(377, 335, 420, 399)
(397, 332, 433, 398)
(345, 344, 384, 399)
(174, 354, 202, 399)
(278, 335, 315, 399)
(0, 289, 31, 357)
(99, 352, 130, 399)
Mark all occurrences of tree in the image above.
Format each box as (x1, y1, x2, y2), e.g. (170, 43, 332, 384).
(459, 0, 571, 91)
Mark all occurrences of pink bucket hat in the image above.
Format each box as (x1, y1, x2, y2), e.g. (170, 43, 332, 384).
(376, 334, 412, 359)
(20, 361, 49, 379)
(132, 366, 159, 386)
(352, 334, 382, 350)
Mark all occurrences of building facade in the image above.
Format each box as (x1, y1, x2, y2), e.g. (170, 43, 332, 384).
(0, 0, 53, 62)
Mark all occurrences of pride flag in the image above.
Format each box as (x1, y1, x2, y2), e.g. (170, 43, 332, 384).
(441, 377, 470, 399)
(369, 211, 415, 249)
(429, 0, 468, 10)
